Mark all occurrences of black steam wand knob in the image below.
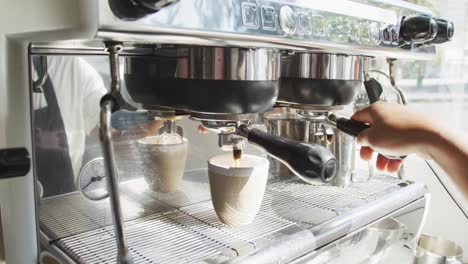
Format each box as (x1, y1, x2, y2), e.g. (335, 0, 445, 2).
(109, 0, 177, 20)
(237, 124, 337, 183)
(431, 18, 454, 44)
(400, 14, 438, 44)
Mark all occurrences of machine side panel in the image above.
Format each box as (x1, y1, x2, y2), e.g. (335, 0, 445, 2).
(0, 0, 97, 263)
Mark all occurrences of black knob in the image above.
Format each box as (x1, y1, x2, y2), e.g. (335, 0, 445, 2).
(0, 148, 30, 179)
(238, 125, 337, 183)
(364, 78, 383, 104)
(134, 0, 176, 11)
(109, 0, 176, 21)
(431, 19, 454, 44)
(400, 14, 438, 44)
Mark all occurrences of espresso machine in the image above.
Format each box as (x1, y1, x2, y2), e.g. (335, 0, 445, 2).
(0, 0, 455, 263)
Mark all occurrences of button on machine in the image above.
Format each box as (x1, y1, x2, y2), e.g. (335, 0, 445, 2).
(349, 21, 360, 42)
(368, 22, 381, 45)
(279, 5, 297, 35)
(298, 12, 312, 34)
(261, 6, 277, 31)
(360, 23, 371, 42)
(382, 26, 391, 45)
(390, 26, 399, 45)
(242, 2, 259, 29)
(312, 15, 325, 36)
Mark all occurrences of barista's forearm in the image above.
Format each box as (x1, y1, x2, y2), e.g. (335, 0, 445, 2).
(426, 128, 468, 197)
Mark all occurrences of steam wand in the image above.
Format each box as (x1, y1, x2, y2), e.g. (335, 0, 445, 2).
(99, 42, 133, 264)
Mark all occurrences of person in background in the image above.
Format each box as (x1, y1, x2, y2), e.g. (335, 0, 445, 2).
(33, 57, 159, 197)
(352, 102, 468, 197)
(33, 56, 107, 197)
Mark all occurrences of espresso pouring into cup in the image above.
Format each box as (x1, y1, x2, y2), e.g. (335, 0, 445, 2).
(208, 154, 269, 227)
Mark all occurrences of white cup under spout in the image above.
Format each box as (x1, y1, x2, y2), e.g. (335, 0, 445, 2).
(208, 154, 269, 227)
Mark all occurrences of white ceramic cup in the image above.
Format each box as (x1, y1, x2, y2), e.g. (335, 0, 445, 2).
(208, 153, 269, 227)
(138, 136, 188, 193)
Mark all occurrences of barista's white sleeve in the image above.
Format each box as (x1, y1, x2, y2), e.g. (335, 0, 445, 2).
(79, 58, 107, 135)
(45, 57, 106, 177)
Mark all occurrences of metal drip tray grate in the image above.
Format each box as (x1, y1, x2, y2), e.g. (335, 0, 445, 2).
(41, 172, 423, 263)
(40, 169, 210, 240)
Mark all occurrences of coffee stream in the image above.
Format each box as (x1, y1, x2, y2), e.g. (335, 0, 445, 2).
(233, 149, 242, 167)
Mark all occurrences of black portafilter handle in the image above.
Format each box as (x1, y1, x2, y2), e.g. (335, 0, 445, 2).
(237, 124, 337, 183)
(327, 114, 406, 160)
(333, 116, 371, 138)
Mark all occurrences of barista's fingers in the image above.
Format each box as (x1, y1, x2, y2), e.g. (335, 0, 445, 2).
(351, 107, 375, 124)
(111, 128, 121, 137)
(355, 127, 373, 147)
(375, 154, 390, 171)
(197, 125, 208, 134)
(386, 159, 403, 173)
(359, 146, 374, 161)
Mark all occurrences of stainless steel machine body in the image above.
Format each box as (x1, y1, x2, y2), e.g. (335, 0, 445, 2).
(123, 47, 281, 114)
(13, 0, 453, 263)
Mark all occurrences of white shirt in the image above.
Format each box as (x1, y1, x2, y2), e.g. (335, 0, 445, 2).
(33, 57, 107, 178)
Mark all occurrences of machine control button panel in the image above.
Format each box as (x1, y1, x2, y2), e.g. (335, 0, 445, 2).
(238, 2, 413, 49)
(241, 2, 259, 29)
(279, 5, 297, 35)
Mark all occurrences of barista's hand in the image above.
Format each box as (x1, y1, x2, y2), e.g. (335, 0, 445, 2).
(351, 102, 438, 172)
(142, 120, 163, 137)
(115, 120, 163, 140)
(197, 125, 208, 134)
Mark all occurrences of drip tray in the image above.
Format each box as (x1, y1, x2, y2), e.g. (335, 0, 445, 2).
(40, 171, 425, 264)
